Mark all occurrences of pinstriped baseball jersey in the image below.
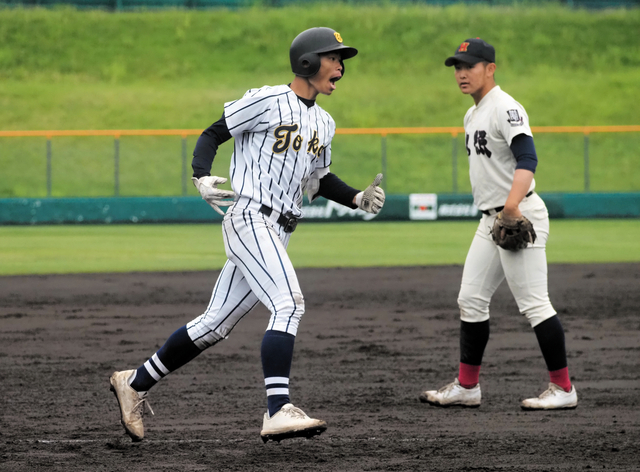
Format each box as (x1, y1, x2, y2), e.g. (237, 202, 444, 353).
(464, 86, 536, 211)
(224, 84, 334, 217)
(112, 29, 361, 442)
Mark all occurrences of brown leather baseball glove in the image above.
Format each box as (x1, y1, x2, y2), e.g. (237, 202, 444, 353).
(491, 211, 537, 251)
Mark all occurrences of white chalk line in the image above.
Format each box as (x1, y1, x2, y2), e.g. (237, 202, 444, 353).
(24, 436, 431, 445)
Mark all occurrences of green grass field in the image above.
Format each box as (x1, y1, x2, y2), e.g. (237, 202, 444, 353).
(1, 219, 638, 276)
(0, 4, 638, 275)
(1, 4, 639, 197)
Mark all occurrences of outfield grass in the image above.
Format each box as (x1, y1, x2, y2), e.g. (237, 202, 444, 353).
(1, 5, 639, 197)
(1, 219, 638, 276)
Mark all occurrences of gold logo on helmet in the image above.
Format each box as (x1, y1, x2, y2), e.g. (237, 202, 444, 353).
(334, 32, 343, 43)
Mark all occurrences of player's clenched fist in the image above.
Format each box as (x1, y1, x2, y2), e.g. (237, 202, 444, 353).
(355, 173, 385, 214)
(191, 176, 236, 215)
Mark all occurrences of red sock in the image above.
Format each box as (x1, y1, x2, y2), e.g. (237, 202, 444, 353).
(458, 362, 481, 389)
(549, 367, 572, 392)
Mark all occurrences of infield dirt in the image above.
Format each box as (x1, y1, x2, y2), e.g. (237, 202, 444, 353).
(1, 263, 639, 471)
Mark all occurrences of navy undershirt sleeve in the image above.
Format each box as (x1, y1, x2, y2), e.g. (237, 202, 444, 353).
(510, 133, 538, 173)
(192, 112, 232, 178)
(317, 173, 359, 209)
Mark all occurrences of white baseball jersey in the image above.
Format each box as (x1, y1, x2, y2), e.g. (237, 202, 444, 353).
(224, 84, 334, 217)
(188, 84, 340, 342)
(463, 85, 536, 211)
(458, 86, 556, 329)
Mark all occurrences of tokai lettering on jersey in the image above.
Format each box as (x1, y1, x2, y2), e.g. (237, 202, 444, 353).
(272, 124, 325, 158)
(273, 124, 303, 154)
(466, 130, 492, 158)
(307, 130, 325, 156)
(507, 109, 524, 127)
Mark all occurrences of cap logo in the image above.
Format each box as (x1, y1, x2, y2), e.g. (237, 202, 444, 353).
(334, 32, 343, 43)
(458, 42, 469, 53)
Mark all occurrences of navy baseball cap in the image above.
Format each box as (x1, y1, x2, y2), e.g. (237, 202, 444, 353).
(445, 38, 495, 67)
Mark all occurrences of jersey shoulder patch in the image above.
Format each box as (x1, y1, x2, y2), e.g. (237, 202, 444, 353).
(506, 109, 524, 127)
(495, 89, 528, 128)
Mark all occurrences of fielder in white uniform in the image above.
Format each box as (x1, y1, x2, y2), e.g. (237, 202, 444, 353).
(109, 27, 385, 443)
(419, 38, 578, 410)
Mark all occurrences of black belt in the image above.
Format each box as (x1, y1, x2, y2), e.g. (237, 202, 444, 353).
(481, 191, 534, 216)
(259, 205, 298, 233)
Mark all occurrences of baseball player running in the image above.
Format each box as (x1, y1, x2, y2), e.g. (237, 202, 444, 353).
(418, 38, 577, 410)
(109, 27, 385, 443)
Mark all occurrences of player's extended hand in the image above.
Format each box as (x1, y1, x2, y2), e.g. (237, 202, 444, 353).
(355, 173, 385, 214)
(191, 176, 236, 215)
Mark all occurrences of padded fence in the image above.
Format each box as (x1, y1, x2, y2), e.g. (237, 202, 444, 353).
(2, 193, 639, 225)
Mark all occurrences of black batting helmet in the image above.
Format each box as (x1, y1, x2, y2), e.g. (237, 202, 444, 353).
(290, 27, 358, 78)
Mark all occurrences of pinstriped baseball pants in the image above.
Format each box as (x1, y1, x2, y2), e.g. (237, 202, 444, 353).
(186, 206, 304, 349)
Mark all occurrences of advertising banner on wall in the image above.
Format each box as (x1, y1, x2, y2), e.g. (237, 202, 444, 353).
(302, 194, 481, 222)
(2, 192, 639, 225)
(408, 194, 481, 220)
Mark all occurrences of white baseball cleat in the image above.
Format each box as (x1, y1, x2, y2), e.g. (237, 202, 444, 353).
(521, 383, 578, 410)
(109, 370, 154, 442)
(419, 378, 481, 408)
(260, 403, 327, 443)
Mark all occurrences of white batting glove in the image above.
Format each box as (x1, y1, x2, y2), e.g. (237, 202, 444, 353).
(355, 173, 385, 214)
(191, 176, 236, 215)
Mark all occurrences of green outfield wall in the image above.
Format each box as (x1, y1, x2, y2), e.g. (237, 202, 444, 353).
(1, 193, 638, 225)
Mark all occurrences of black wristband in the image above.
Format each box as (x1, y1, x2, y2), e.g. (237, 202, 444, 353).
(317, 173, 359, 209)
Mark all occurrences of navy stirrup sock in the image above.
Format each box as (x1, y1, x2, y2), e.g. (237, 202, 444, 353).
(130, 325, 203, 393)
(534, 315, 568, 372)
(261, 330, 296, 417)
(460, 319, 490, 366)
(458, 320, 490, 388)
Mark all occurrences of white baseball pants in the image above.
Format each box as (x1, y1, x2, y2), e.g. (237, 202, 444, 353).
(186, 203, 303, 349)
(458, 192, 557, 328)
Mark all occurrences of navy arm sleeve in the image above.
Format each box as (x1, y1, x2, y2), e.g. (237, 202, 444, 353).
(191, 112, 232, 178)
(317, 173, 359, 209)
(510, 133, 538, 173)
